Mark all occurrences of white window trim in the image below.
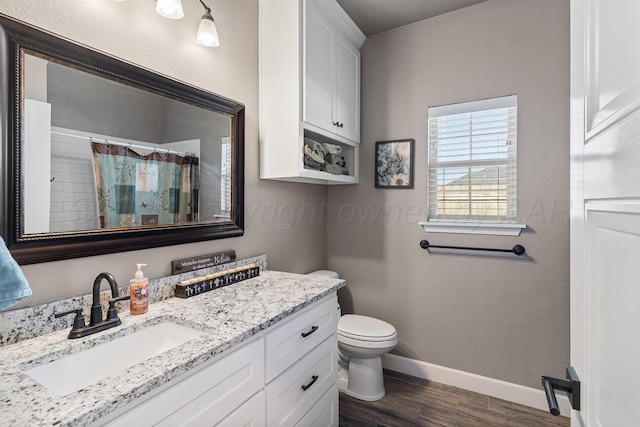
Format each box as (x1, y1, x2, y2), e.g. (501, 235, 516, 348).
(425, 95, 520, 233)
(419, 221, 527, 236)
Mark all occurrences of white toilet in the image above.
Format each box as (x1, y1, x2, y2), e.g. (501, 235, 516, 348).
(308, 270, 398, 401)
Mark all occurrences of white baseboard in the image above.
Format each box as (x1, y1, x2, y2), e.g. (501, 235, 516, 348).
(382, 353, 571, 417)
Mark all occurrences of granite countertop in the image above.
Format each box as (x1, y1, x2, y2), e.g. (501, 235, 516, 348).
(0, 271, 345, 426)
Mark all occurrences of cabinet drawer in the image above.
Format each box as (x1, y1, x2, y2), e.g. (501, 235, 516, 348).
(265, 294, 338, 382)
(105, 338, 264, 427)
(295, 383, 338, 427)
(266, 335, 338, 427)
(217, 390, 265, 427)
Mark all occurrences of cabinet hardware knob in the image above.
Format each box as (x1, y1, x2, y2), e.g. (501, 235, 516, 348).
(301, 375, 319, 391)
(301, 325, 319, 338)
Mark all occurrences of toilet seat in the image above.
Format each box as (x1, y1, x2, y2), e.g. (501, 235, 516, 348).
(338, 314, 397, 345)
(336, 314, 398, 401)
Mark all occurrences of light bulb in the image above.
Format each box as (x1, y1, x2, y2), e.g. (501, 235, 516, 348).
(156, 0, 184, 19)
(196, 13, 219, 47)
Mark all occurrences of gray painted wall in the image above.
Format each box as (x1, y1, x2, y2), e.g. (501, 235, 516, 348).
(1, 0, 328, 305)
(160, 98, 230, 220)
(47, 61, 163, 142)
(327, 0, 570, 389)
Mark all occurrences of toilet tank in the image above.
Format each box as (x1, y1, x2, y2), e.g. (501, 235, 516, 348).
(307, 270, 339, 279)
(307, 270, 342, 314)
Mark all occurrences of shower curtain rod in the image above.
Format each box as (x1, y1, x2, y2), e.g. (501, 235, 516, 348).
(50, 130, 196, 157)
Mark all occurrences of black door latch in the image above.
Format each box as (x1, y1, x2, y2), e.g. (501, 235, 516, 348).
(541, 366, 581, 416)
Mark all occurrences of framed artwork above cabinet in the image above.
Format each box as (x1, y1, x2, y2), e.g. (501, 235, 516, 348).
(259, 0, 365, 185)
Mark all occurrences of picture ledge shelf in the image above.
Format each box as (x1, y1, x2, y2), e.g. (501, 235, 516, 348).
(418, 222, 527, 237)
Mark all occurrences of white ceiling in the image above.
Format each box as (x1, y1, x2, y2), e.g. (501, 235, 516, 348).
(336, 0, 489, 36)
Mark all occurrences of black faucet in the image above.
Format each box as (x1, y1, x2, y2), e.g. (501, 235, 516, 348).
(54, 272, 129, 339)
(91, 272, 120, 326)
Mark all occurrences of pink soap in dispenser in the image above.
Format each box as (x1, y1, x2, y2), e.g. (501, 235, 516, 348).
(129, 263, 148, 315)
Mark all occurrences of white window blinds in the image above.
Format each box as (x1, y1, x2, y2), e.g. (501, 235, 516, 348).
(428, 95, 517, 223)
(221, 139, 231, 214)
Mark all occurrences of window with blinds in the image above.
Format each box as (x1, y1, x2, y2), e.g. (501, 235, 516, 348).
(220, 139, 232, 215)
(427, 95, 517, 223)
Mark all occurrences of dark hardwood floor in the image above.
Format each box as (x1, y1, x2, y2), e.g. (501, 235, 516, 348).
(339, 370, 570, 427)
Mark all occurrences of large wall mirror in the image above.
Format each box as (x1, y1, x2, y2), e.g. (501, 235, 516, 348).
(0, 17, 245, 265)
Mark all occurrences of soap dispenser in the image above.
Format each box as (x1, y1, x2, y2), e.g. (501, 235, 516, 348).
(129, 263, 149, 315)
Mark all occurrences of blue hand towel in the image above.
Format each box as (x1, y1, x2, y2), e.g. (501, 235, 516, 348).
(0, 238, 32, 310)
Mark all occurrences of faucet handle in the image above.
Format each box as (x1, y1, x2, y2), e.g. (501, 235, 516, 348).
(54, 307, 86, 330)
(107, 295, 130, 320)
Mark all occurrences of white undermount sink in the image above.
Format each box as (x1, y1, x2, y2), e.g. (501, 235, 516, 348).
(20, 322, 205, 396)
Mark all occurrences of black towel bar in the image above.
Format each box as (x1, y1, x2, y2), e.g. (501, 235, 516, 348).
(419, 240, 525, 256)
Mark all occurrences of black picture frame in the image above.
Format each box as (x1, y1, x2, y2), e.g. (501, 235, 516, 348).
(375, 139, 415, 189)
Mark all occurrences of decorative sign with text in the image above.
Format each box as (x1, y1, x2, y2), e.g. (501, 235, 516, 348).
(171, 250, 236, 274)
(175, 264, 260, 299)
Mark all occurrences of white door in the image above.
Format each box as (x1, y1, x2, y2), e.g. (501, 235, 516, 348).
(570, 0, 640, 425)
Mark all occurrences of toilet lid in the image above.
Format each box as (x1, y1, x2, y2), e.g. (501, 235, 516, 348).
(338, 314, 397, 342)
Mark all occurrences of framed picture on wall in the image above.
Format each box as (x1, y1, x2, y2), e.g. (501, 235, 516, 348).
(375, 139, 415, 189)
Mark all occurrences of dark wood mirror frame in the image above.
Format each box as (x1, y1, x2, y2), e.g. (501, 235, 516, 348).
(0, 16, 245, 265)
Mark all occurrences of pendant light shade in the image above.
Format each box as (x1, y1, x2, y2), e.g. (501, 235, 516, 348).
(196, 12, 219, 47)
(156, 0, 184, 19)
(153, 0, 220, 47)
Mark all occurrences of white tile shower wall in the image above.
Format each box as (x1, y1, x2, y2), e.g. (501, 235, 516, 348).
(49, 130, 100, 232)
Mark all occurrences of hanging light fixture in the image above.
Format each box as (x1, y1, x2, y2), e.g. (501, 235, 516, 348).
(151, 0, 219, 47)
(196, 0, 219, 47)
(156, 0, 184, 19)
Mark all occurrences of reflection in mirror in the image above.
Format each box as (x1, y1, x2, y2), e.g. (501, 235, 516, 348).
(22, 53, 232, 234)
(0, 15, 244, 264)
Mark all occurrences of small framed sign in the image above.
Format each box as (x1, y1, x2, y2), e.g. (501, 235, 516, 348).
(175, 264, 260, 298)
(375, 139, 415, 189)
(171, 250, 236, 274)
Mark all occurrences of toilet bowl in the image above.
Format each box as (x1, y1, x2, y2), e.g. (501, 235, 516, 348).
(337, 314, 397, 401)
(307, 270, 398, 401)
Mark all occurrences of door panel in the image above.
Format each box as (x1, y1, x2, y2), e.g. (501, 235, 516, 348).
(586, 0, 640, 137)
(583, 111, 640, 200)
(585, 205, 640, 426)
(572, 0, 640, 425)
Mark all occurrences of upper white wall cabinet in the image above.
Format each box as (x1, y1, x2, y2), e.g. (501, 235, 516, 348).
(259, 0, 365, 184)
(304, 0, 361, 142)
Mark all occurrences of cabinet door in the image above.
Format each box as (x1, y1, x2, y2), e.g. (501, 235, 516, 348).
(294, 383, 338, 427)
(266, 336, 338, 427)
(265, 294, 339, 382)
(304, 0, 335, 134)
(335, 36, 360, 143)
(155, 339, 264, 427)
(217, 390, 266, 427)
(104, 338, 264, 427)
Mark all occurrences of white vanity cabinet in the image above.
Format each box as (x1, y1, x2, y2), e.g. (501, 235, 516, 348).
(101, 337, 265, 427)
(265, 294, 339, 426)
(259, 0, 365, 185)
(97, 294, 339, 427)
